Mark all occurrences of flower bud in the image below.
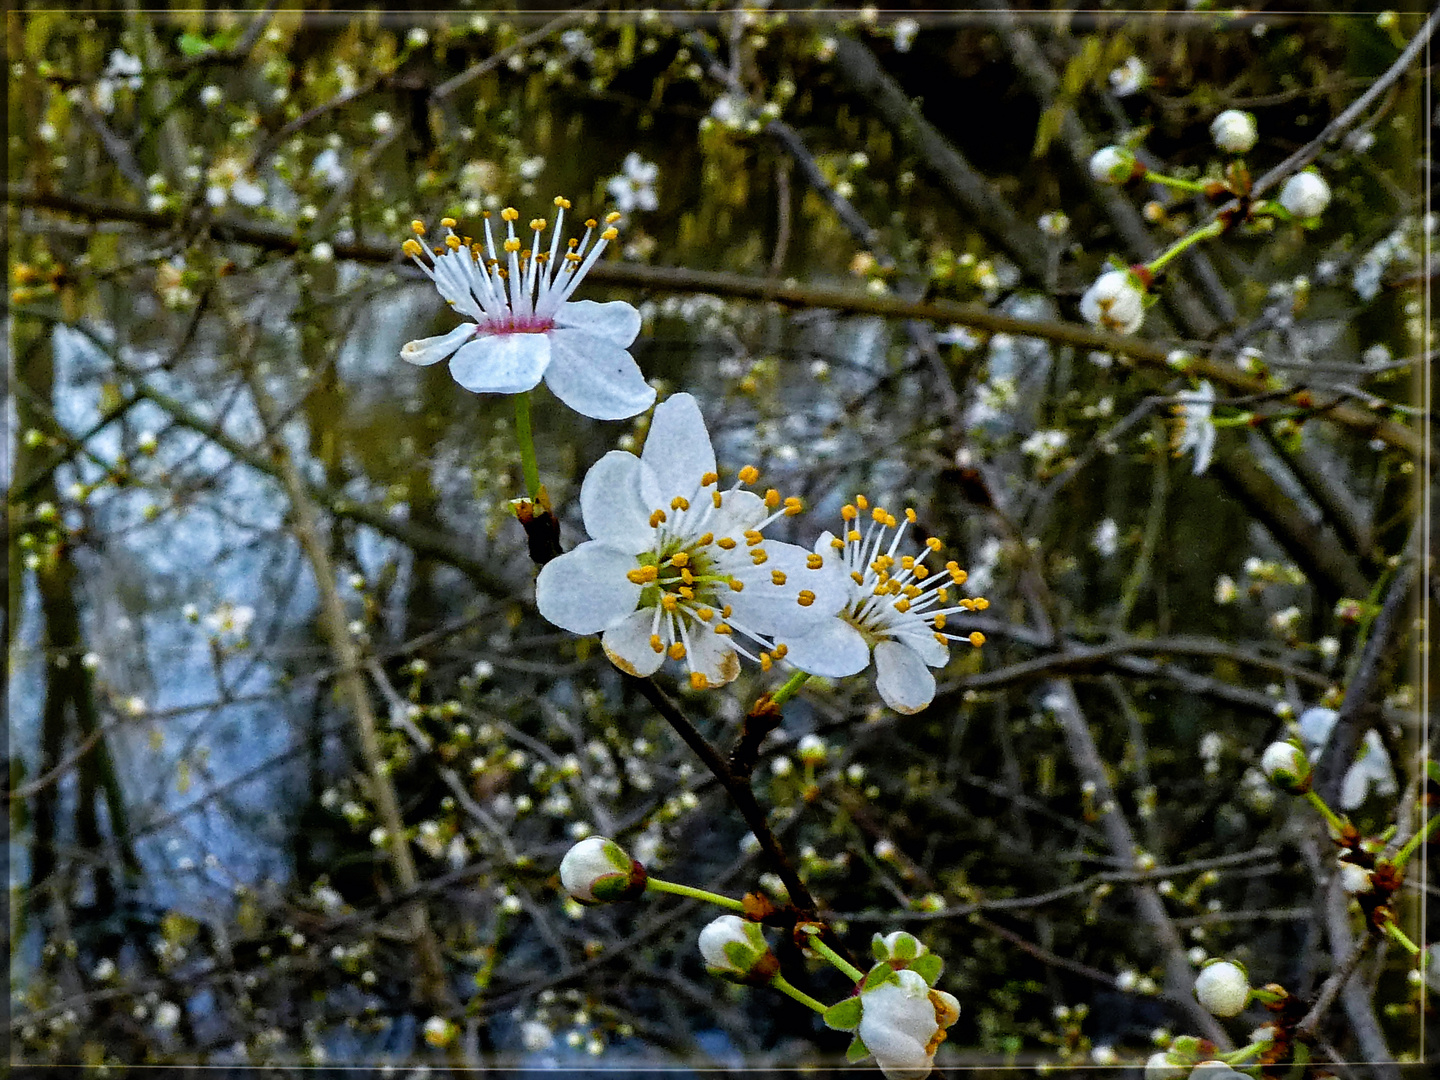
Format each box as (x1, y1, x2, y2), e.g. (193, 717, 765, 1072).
(1338, 861, 1373, 895)
(796, 734, 827, 765)
(1194, 959, 1250, 1017)
(698, 914, 778, 982)
(1080, 270, 1146, 335)
(559, 836, 646, 904)
(1144, 1051, 1186, 1080)
(1210, 110, 1257, 154)
(856, 968, 961, 1080)
(1278, 171, 1331, 220)
(1191, 1063, 1245, 1080)
(1090, 145, 1139, 185)
(1259, 740, 1311, 793)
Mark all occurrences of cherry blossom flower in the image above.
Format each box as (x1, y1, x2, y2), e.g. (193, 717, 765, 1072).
(205, 154, 265, 208)
(605, 153, 659, 214)
(535, 394, 848, 689)
(400, 202, 655, 420)
(1080, 269, 1146, 334)
(856, 968, 961, 1079)
(1211, 109, 1258, 154)
(1278, 171, 1331, 220)
(1172, 381, 1217, 475)
(780, 497, 987, 714)
(1109, 57, 1146, 97)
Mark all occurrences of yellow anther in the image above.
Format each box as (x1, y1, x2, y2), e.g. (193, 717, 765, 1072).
(721, 605, 733, 618)
(440, 217, 457, 228)
(501, 207, 519, 221)
(670, 551, 690, 568)
(872, 507, 888, 523)
(934, 632, 948, 645)
(831, 538, 846, 550)
(847, 530, 862, 543)
(958, 599, 974, 611)
(627, 566, 658, 584)
(650, 509, 667, 527)
(718, 537, 737, 550)
(894, 598, 911, 613)
(906, 508, 918, 523)
(679, 586, 694, 600)
(714, 623, 733, 635)
(797, 590, 816, 607)
(926, 537, 942, 552)
(973, 597, 990, 611)
(764, 489, 781, 508)
(697, 532, 714, 546)
(680, 568, 694, 585)
(661, 594, 679, 612)
(851, 571, 864, 584)
(771, 570, 788, 585)
(554, 196, 571, 208)
(855, 494, 869, 509)
(695, 606, 714, 621)
(504, 238, 522, 253)
(585, 218, 598, 228)
(411, 220, 426, 234)
(969, 631, 986, 647)
(744, 530, 764, 546)
(402, 238, 424, 257)
(841, 505, 858, 522)
(751, 549, 768, 565)
(712, 491, 723, 508)
(901, 556, 916, 570)
(445, 235, 462, 250)
(701, 471, 719, 486)
(601, 227, 618, 241)
(884, 513, 897, 527)
(947, 562, 967, 584)
(690, 672, 709, 690)
(738, 465, 759, 484)
(933, 613, 947, 629)
(605, 211, 622, 224)
(903, 585, 922, 598)
(772, 643, 788, 659)
(671, 496, 690, 511)
(668, 642, 686, 660)
(784, 497, 803, 516)
(649, 634, 665, 653)
(760, 653, 773, 672)
(729, 580, 745, 592)
(914, 565, 930, 580)
(529, 218, 547, 231)
(568, 238, 579, 249)
(806, 554, 824, 570)
(937, 587, 949, 603)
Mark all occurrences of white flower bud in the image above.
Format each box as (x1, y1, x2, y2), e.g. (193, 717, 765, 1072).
(797, 734, 826, 764)
(1338, 861, 1373, 894)
(559, 836, 645, 904)
(1080, 270, 1146, 335)
(1090, 145, 1138, 185)
(1192, 1062, 1246, 1080)
(1259, 741, 1311, 793)
(422, 1016, 455, 1047)
(698, 914, 776, 981)
(1278, 171, 1331, 220)
(1194, 959, 1250, 1017)
(1210, 110, 1257, 154)
(1145, 1051, 1186, 1080)
(857, 968, 961, 1080)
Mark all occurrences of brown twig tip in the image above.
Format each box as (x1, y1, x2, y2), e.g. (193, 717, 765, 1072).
(515, 501, 562, 567)
(728, 697, 783, 777)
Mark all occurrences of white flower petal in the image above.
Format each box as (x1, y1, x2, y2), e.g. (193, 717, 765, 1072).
(712, 489, 768, 533)
(889, 625, 950, 668)
(730, 543, 850, 637)
(543, 328, 656, 421)
(400, 324, 476, 367)
(874, 640, 936, 714)
(448, 333, 550, 394)
(641, 393, 715, 502)
(779, 617, 871, 678)
(580, 451, 654, 553)
(601, 610, 667, 677)
(535, 541, 642, 634)
(231, 179, 266, 207)
(684, 624, 741, 688)
(555, 299, 642, 348)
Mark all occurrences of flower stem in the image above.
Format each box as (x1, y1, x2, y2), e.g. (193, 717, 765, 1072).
(513, 391, 542, 500)
(1145, 220, 1224, 276)
(1223, 1040, 1273, 1066)
(768, 670, 812, 710)
(1383, 919, 1421, 956)
(800, 927, 866, 983)
(1141, 170, 1209, 194)
(1392, 809, 1439, 869)
(769, 974, 828, 1013)
(1304, 789, 1348, 837)
(645, 876, 746, 913)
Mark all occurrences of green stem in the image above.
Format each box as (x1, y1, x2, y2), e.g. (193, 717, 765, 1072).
(1383, 920, 1421, 956)
(1304, 789, 1347, 837)
(513, 391, 541, 500)
(769, 670, 811, 709)
(770, 974, 828, 1013)
(801, 927, 866, 983)
(1224, 1039, 1273, 1066)
(1145, 220, 1225, 276)
(1141, 170, 1209, 194)
(645, 876, 746, 913)
(1393, 809, 1439, 869)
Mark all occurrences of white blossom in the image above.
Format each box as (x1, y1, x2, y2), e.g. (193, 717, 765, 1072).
(1089, 146, 1137, 185)
(1194, 960, 1250, 1017)
(892, 18, 920, 53)
(1297, 706, 1398, 810)
(605, 153, 659, 215)
(1109, 57, 1146, 97)
(1210, 110, 1258, 154)
(1081, 270, 1146, 334)
(856, 968, 961, 1079)
(1278, 171, 1331, 220)
(400, 204, 654, 420)
(1172, 381, 1217, 475)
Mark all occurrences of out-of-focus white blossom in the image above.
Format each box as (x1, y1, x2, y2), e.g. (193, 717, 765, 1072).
(1080, 270, 1146, 334)
(1278, 171, 1331, 220)
(1210, 110, 1257, 154)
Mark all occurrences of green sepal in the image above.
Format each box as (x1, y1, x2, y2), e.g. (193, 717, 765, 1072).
(723, 940, 757, 970)
(823, 997, 862, 1031)
(911, 953, 943, 985)
(589, 872, 634, 903)
(871, 935, 888, 962)
(846, 1035, 870, 1063)
(1426, 760, 1440, 785)
(861, 963, 899, 992)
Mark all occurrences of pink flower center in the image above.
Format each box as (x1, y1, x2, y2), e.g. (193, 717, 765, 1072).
(482, 316, 555, 335)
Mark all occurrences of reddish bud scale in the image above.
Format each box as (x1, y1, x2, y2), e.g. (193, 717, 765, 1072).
(1128, 264, 1154, 291)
